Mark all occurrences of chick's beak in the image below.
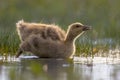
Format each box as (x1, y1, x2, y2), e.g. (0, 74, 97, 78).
(82, 25, 91, 31)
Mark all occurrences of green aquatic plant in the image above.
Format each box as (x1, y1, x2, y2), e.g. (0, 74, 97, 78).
(0, 28, 20, 55)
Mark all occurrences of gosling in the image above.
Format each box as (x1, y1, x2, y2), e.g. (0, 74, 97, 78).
(16, 21, 91, 58)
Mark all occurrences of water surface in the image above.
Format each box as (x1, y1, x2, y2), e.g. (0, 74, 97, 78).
(0, 56, 120, 80)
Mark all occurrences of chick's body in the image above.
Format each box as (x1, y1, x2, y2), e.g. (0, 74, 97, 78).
(16, 20, 90, 58)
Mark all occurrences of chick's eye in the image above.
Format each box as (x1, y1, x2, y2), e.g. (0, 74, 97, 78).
(76, 25, 80, 28)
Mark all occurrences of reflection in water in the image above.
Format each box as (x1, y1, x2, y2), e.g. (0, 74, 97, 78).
(38, 59, 72, 80)
(74, 64, 120, 80)
(0, 56, 120, 80)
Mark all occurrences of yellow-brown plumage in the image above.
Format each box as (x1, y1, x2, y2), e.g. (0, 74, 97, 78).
(16, 20, 90, 58)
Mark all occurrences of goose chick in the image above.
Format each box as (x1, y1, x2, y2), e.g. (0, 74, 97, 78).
(16, 22, 91, 58)
(16, 20, 65, 41)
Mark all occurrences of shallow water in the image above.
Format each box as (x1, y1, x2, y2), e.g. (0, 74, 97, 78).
(0, 56, 120, 80)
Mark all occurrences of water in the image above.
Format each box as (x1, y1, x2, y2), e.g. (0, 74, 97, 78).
(0, 56, 120, 80)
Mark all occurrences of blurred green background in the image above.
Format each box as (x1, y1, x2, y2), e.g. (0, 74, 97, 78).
(0, 0, 120, 56)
